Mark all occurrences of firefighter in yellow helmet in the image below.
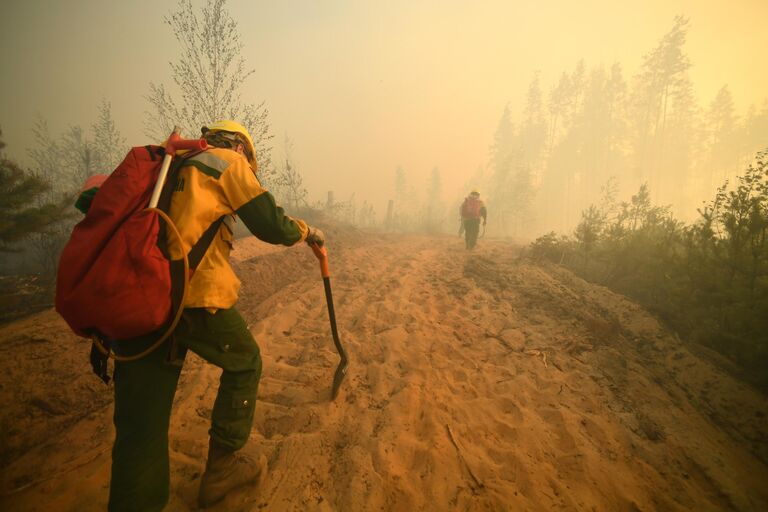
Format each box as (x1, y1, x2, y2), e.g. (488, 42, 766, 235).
(108, 120, 324, 510)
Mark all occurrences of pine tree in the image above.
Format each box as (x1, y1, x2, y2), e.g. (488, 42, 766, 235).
(705, 85, 739, 188)
(489, 104, 515, 173)
(393, 165, 410, 229)
(630, 16, 692, 190)
(488, 105, 516, 235)
(547, 72, 571, 151)
(424, 167, 443, 233)
(519, 73, 547, 165)
(662, 75, 699, 215)
(742, 102, 768, 158)
(540, 61, 592, 231)
(0, 130, 68, 252)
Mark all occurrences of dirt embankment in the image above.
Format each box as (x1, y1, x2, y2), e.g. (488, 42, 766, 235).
(0, 275, 54, 324)
(1, 231, 767, 511)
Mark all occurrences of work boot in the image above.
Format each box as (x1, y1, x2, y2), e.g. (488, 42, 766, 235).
(198, 439, 267, 508)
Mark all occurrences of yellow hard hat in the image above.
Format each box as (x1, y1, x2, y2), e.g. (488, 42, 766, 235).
(202, 120, 258, 170)
(470, 189, 480, 196)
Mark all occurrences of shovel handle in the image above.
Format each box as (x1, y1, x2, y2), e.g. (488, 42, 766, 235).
(148, 127, 209, 208)
(310, 243, 330, 278)
(166, 129, 208, 154)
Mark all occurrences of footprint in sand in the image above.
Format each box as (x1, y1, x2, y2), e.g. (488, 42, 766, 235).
(536, 407, 578, 453)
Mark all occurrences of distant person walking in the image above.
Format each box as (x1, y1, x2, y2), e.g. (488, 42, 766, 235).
(460, 189, 487, 250)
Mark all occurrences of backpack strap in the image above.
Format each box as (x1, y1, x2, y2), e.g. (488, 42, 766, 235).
(166, 214, 227, 318)
(165, 215, 226, 367)
(188, 215, 227, 270)
(168, 214, 226, 319)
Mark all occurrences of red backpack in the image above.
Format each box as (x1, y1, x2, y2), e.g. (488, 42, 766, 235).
(56, 145, 222, 354)
(461, 197, 482, 218)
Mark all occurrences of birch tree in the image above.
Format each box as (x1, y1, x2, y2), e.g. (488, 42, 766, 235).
(145, 0, 273, 176)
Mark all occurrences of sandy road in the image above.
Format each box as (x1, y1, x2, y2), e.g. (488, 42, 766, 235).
(1, 232, 767, 511)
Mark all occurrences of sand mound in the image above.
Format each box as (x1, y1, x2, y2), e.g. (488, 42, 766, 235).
(1, 233, 767, 511)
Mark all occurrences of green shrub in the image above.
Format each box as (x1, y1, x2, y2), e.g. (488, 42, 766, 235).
(534, 150, 768, 389)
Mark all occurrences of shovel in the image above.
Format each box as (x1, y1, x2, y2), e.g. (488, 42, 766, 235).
(310, 243, 348, 400)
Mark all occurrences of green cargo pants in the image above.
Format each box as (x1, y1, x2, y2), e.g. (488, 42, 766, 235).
(463, 217, 481, 249)
(108, 308, 262, 512)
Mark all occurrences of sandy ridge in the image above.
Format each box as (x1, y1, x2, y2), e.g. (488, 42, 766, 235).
(1, 233, 767, 511)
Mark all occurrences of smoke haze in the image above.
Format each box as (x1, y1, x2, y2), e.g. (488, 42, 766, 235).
(1, 0, 766, 234)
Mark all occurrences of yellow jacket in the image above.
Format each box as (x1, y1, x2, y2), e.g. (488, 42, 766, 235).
(167, 147, 308, 309)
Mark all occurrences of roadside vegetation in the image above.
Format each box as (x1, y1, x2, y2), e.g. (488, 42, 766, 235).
(531, 151, 768, 388)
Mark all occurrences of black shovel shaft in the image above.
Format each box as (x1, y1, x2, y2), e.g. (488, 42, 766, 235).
(310, 242, 348, 401)
(322, 276, 346, 361)
(322, 276, 348, 400)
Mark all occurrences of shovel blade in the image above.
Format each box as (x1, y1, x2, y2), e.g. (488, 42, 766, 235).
(331, 359, 348, 400)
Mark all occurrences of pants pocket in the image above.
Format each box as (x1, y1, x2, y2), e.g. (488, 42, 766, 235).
(230, 391, 255, 419)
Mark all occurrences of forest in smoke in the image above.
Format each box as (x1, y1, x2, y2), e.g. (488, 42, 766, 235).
(2, 13, 766, 252)
(390, 16, 767, 240)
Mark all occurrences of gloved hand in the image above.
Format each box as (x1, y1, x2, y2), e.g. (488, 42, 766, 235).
(306, 226, 325, 247)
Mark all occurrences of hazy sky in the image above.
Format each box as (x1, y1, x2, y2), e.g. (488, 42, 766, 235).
(1, 0, 767, 211)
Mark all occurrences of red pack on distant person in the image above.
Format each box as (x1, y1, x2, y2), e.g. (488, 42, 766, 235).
(461, 197, 482, 218)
